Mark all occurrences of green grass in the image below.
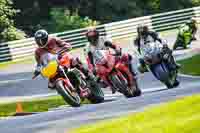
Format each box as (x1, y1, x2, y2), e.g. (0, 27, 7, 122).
(178, 54, 200, 76)
(70, 94, 200, 133)
(0, 95, 89, 118)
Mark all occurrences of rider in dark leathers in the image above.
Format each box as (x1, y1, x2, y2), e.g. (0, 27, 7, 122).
(134, 25, 180, 72)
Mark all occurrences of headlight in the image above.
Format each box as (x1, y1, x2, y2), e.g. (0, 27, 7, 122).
(41, 60, 58, 78)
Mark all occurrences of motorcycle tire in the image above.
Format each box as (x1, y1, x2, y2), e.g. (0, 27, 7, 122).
(123, 73, 142, 97)
(165, 81, 174, 89)
(110, 74, 135, 98)
(165, 70, 179, 89)
(87, 78, 104, 103)
(173, 79, 180, 87)
(56, 80, 81, 107)
(71, 68, 104, 104)
(134, 81, 142, 96)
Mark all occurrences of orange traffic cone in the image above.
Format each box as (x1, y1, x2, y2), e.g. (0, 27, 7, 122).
(16, 102, 23, 113)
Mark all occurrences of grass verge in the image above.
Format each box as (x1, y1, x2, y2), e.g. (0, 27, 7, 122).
(0, 95, 89, 118)
(70, 94, 200, 133)
(178, 54, 200, 76)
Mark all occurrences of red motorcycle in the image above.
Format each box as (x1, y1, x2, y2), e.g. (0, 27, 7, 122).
(33, 49, 104, 107)
(89, 49, 141, 98)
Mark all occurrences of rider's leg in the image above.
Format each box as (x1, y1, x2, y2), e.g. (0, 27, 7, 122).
(48, 79, 55, 89)
(72, 57, 95, 80)
(163, 48, 181, 70)
(138, 58, 148, 73)
(192, 27, 197, 40)
(121, 54, 139, 77)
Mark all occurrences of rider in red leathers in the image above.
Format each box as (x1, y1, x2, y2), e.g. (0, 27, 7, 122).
(33, 29, 94, 88)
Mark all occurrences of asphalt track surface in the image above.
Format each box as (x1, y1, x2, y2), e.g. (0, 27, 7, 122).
(0, 31, 200, 133)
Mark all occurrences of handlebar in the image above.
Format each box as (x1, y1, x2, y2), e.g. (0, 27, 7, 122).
(57, 47, 71, 55)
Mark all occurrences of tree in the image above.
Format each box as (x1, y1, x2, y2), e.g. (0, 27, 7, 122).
(11, 0, 200, 38)
(45, 8, 99, 33)
(0, 0, 25, 42)
(13, 0, 51, 36)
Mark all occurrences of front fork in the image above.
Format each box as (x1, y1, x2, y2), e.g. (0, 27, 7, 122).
(115, 64, 134, 87)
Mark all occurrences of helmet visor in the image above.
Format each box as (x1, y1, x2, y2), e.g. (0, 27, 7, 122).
(36, 37, 48, 48)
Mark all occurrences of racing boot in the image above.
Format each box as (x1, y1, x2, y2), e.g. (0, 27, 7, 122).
(111, 87, 117, 94)
(138, 58, 148, 73)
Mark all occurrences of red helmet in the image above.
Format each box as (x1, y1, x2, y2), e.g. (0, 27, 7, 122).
(86, 27, 99, 45)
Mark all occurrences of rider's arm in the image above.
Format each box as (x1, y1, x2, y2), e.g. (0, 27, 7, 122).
(104, 41, 117, 49)
(55, 37, 72, 51)
(149, 31, 162, 44)
(192, 23, 198, 34)
(104, 41, 122, 54)
(88, 51, 95, 67)
(33, 50, 42, 78)
(134, 37, 141, 54)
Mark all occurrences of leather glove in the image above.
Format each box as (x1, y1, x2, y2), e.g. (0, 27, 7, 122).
(32, 70, 40, 79)
(163, 53, 169, 60)
(115, 48, 122, 56)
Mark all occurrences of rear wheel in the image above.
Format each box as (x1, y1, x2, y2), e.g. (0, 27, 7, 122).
(87, 78, 104, 103)
(56, 80, 81, 107)
(165, 69, 179, 89)
(72, 68, 104, 104)
(171, 70, 179, 88)
(133, 81, 142, 96)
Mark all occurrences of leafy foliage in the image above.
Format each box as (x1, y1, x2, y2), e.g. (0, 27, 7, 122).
(9, 0, 200, 37)
(44, 8, 99, 33)
(0, 0, 25, 42)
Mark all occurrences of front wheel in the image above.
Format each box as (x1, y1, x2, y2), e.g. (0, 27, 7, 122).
(109, 74, 136, 98)
(56, 80, 81, 107)
(164, 69, 179, 89)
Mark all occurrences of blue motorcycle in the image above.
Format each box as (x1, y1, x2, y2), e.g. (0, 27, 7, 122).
(140, 41, 179, 88)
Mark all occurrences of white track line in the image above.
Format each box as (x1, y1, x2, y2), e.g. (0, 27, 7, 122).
(0, 93, 57, 104)
(0, 86, 168, 104)
(0, 78, 30, 84)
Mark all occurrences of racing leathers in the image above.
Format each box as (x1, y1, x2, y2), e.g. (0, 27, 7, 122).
(134, 31, 180, 72)
(33, 36, 93, 89)
(186, 21, 198, 40)
(85, 36, 138, 75)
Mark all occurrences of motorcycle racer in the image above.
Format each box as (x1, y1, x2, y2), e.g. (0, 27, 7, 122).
(134, 25, 180, 72)
(32, 29, 95, 89)
(84, 27, 138, 93)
